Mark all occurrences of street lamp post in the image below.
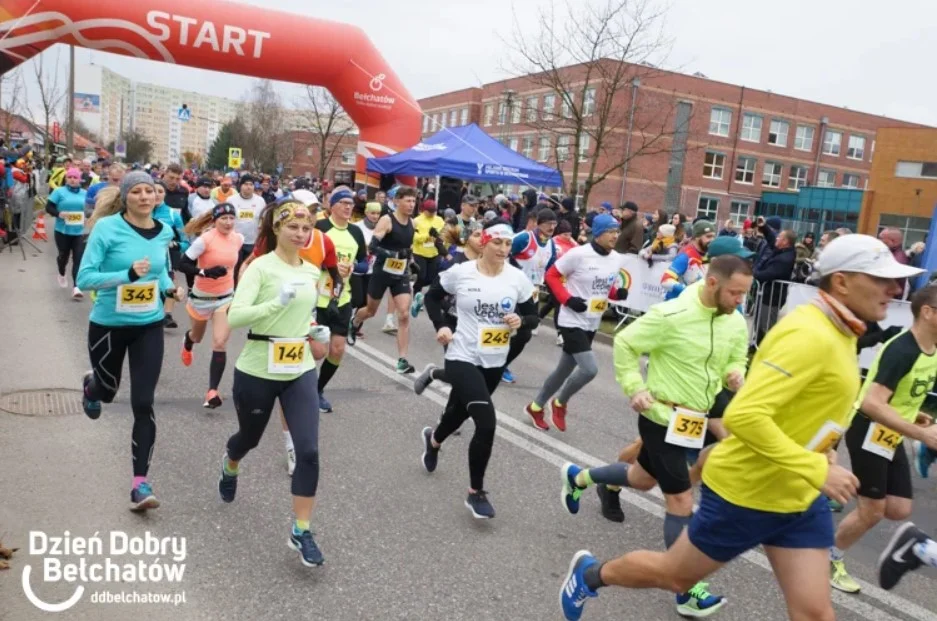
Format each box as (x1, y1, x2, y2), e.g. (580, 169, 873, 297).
(618, 77, 641, 205)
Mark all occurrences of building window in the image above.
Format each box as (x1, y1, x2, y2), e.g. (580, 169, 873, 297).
(817, 169, 836, 187)
(526, 96, 538, 123)
(305, 147, 313, 157)
(768, 120, 789, 147)
(439, 112, 446, 128)
(509, 137, 519, 152)
(484, 104, 494, 126)
(842, 173, 860, 188)
(822, 130, 842, 156)
(538, 136, 550, 162)
(460, 107, 469, 126)
(510, 101, 521, 124)
(449, 109, 458, 127)
(895, 161, 937, 179)
(709, 108, 731, 137)
(561, 92, 573, 118)
(697, 196, 719, 221)
(847, 135, 866, 160)
(583, 87, 596, 116)
(762, 162, 782, 188)
(497, 102, 506, 126)
(788, 165, 809, 191)
(557, 135, 570, 162)
(729, 201, 750, 225)
(794, 125, 814, 151)
(702, 152, 725, 179)
(735, 156, 756, 184)
(578, 132, 591, 161)
(522, 136, 534, 158)
(878, 214, 930, 246)
(543, 94, 556, 120)
(341, 150, 355, 165)
(421, 115, 430, 133)
(740, 113, 763, 142)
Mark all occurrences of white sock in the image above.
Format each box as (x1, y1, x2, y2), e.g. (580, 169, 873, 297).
(829, 546, 844, 562)
(283, 430, 294, 450)
(914, 539, 937, 568)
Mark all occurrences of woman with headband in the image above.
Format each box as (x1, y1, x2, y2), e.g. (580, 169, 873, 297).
(177, 203, 244, 409)
(77, 171, 185, 512)
(45, 166, 88, 299)
(218, 200, 327, 567)
(419, 219, 539, 519)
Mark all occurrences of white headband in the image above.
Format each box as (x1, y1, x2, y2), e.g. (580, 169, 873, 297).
(481, 224, 514, 243)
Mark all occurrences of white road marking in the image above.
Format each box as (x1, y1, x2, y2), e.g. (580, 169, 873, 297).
(346, 342, 937, 621)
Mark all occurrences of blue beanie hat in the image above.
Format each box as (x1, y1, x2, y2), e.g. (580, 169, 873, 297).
(329, 188, 354, 207)
(591, 213, 619, 239)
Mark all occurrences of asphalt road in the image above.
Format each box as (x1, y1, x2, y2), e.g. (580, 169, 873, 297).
(1, 245, 936, 621)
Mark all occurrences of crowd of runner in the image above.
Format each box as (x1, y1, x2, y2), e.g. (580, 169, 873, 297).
(13, 151, 937, 617)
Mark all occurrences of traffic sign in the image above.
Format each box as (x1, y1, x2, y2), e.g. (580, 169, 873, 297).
(177, 105, 191, 122)
(228, 147, 242, 169)
(115, 142, 127, 158)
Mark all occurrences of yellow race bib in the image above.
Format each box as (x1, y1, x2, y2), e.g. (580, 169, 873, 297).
(479, 326, 511, 351)
(267, 338, 306, 375)
(115, 282, 158, 314)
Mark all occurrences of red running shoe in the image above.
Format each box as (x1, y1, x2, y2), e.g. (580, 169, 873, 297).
(181, 336, 193, 367)
(203, 389, 222, 409)
(525, 403, 550, 431)
(551, 399, 568, 432)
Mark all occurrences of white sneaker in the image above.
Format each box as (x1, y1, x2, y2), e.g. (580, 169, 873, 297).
(556, 334, 564, 346)
(72, 287, 84, 300)
(531, 327, 539, 336)
(382, 315, 397, 334)
(286, 448, 296, 476)
(57, 274, 68, 288)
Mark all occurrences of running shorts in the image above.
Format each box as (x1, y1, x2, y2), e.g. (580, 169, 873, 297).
(318, 302, 353, 338)
(636, 414, 691, 495)
(368, 272, 411, 300)
(558, 327, 596, 355)
(688, 485, 833, 563)
(845, 414, 913, 500)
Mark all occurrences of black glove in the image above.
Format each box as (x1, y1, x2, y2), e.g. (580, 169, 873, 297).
(429, 227, 439, 238)
(322, 298, 340, 325)
(613, 287, 628, 301)
(201, 266, 228, 279)
(882, 325, 903, 341)
(565, 296, 588, 313)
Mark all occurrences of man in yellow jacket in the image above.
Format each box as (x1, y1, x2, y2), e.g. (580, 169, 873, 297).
(409, 198, 445, 317)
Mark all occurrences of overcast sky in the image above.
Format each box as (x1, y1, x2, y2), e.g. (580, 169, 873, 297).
(9, 0, 935, 126)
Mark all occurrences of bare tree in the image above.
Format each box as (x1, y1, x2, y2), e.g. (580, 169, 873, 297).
(296, 86, 356, 181)
(0, 67, 27, 144)
(240, 79, 286, 172)
(28, 48, 67, 152)
(506, 0, 689, 209)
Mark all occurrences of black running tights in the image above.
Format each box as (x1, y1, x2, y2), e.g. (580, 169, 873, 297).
(87, 320, 164, 477)
(54, 231, 84, 284)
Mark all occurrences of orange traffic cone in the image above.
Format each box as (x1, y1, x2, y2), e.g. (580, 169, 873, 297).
(32, 214, 48, 241)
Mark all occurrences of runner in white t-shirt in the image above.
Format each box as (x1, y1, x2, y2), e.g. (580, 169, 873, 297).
(420, 219, 538, 520)
(525, 214, 629, 432)
(229, 174, 266, 285)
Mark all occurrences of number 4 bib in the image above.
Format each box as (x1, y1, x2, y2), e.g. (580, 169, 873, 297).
(665, 407, 708, 449)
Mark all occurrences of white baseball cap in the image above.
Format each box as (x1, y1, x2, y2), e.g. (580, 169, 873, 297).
(815, 234, 924, 279)
(290, 189, 320, 207)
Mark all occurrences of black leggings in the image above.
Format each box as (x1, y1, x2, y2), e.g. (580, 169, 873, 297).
(87, 321, 165, 478)
(413, 255, 440, 295)
(233, 244, 254, 288)
(227, 369, 321, 497)
(539, 293, 560, 329)
(54, 231, 84, 284)
(433, 360, 503, 491)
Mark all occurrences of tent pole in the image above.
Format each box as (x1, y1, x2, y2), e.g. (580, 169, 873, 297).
(435, 175, 440, 203)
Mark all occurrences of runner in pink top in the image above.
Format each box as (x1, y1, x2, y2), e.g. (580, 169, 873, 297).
(178, 203, 244, 408)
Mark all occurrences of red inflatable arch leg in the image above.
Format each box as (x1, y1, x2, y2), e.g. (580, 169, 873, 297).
(0, 0, 421, 185)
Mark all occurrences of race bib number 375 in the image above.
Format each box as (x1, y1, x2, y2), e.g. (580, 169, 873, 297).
(115, 282, 158, 314)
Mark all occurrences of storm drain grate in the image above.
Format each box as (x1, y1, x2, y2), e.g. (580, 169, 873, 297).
(0, 389, 84, 417)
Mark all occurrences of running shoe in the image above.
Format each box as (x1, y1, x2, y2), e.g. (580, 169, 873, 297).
(180, 335, 193, 367)
(203, 390, 222, 409)
(531, 326, 539, 336)
(878, 522, 927, 590)
(561, 462, 583, 515)
(913, 440, 935, 479)
(71, 287, 83, 300)
(289, 527, 324, 567)
(559, 550, 599, 621)
(465, 490, 495, 519)
(57, 274, 68, 288)
(286, 448, 296, 477)
(556, 334, 564, 347)
(218, 454, 238, 503)
(129, 482, 160, 512)
(830, 559, 861, 593)
(346, 317, 359, 346)
(410, 291, 424, 318)
(421, 426, 439, 473)
(382, 314, 398, 334)
(525, 403, 550, 431)
(414, 363, 436, 396)
(81, 371, 101, 420)
(318, 392, 333, 413)
(396, 358, 415, 374)
(596, 484, 625, 523)
(552, 399, 568, 432)
(501, 368, 516, 384)
(163, 313, 177, 328)
(675, 582, 725, 617)
(828, 498, 844, 512)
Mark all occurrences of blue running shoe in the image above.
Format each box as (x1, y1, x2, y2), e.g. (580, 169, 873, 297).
(129, 482, 159, 512)
(318, 392, 333, 413)
(465, 490, 495, 519)
(82, 371, 101, 420)
(289, 527, 324, 567)
(218, 454, 238, 503)
(913, 440, 935, 479)
(559, 550, 599, 621)
(410, 291, 424, 318)
(561, 462, 584, 515)
(676, 582, 725, 617)
(501, 368, 516, 384)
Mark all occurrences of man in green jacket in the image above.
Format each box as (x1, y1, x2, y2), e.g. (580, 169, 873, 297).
(559, 254, 752, 619)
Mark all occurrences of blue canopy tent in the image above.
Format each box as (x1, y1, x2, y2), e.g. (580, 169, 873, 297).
(366, 123, 563, 187)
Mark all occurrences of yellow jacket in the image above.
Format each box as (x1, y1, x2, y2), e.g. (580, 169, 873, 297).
(412, 213, 445, 258)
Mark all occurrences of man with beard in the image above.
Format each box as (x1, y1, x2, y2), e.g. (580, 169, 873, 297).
(661, 220, 716, 300)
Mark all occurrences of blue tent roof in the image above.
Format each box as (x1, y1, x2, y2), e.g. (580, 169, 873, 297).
(366, 123, 563, 187)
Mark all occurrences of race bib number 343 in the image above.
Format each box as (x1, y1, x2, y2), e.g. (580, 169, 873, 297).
(115, 282, 158, 314)
(268, 338, 306, 375)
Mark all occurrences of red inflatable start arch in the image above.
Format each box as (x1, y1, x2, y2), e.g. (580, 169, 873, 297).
(0, 0, 422, 184)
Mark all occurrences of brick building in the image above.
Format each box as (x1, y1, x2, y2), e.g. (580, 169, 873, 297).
(417, 61, 924, 227)
(284, 130, 359, 182)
